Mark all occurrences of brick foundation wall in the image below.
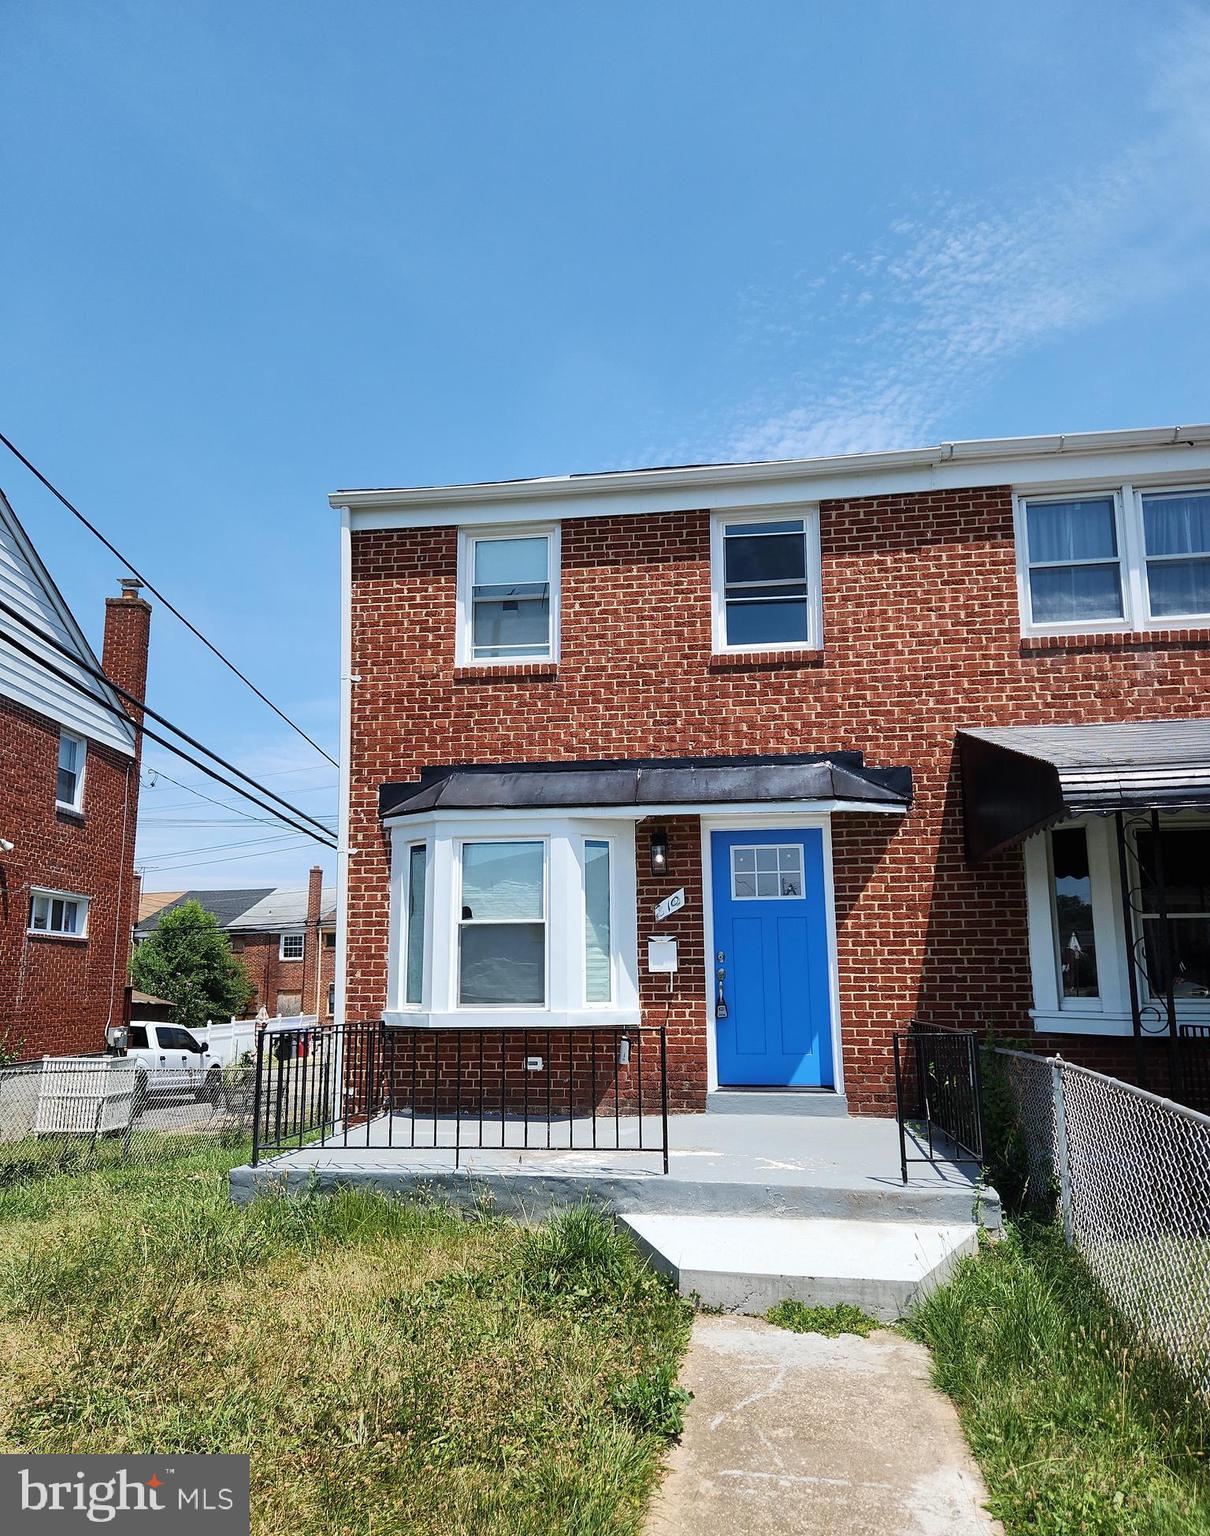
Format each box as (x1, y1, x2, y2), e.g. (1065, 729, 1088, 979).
(346, 489, 1210, 1114)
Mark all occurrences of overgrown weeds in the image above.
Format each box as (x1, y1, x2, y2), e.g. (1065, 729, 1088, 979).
(0, 1166, 691, 1536)
(905, 1223, 1210, 1535)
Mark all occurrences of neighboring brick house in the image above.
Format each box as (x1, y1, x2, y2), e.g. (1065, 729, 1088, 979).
(331, 424, 1210, 1115)
(135, 866, 336, 1020)
(0, 490, 150, 1059)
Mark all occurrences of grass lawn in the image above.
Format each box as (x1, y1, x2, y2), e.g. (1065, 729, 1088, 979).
(0, 1160, 692, 1536)
(905, 1222, 1210, 1536)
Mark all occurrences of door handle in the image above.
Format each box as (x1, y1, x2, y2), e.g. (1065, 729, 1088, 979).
(715, 951, 728, 1020)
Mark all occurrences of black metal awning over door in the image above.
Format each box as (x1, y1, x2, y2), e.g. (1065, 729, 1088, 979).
(958, 721, 1210, 863)
(379, 751, 913, 819)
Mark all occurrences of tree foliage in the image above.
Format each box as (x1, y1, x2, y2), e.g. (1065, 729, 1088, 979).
(129, 900, 253, 1033)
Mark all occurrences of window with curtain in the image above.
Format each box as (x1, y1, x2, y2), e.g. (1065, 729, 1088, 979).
(584, 840, 611, 1003)
(29, 890, 88, 937)
(1024, 497, 1123, 625)
(458, 841, 546, 1005)
(1049, 827, 1098, 998)
(720, 517, 811, 647)
(1136, 827, 1210, 1000)
(404, 844, 427, 1005)
(465, 532, 554, 661)
(1142, 490, 1210, 619)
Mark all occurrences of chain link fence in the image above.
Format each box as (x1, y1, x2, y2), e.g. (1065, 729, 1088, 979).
(989, 1046, 1210, 1395)
(0, 1056, 256, 1182)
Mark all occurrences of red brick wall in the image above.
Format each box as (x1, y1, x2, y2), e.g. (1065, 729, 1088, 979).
(230, 928, 336, 1019)
(0, 593, 149, 1060)
(346, 488, 1210, 1113)
(0, 699, 139, 1058)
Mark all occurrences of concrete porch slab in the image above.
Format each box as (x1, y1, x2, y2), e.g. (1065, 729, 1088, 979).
(619, 1212, 980, 1320)
(230, 1111, 1000, 1230)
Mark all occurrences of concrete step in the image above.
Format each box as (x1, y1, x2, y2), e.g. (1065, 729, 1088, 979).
(619, 1212, 979, 1321)
(707, 1090, 848, 1117)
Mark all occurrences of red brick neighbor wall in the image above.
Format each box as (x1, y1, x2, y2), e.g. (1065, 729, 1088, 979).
(0, 591, 150, 1060)
(346, 489, 1210, 1114)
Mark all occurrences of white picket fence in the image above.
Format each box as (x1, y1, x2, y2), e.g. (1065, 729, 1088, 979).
(200, 1014, 317, 1066)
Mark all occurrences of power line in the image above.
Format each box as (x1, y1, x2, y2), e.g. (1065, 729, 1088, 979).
(0, 624, 336, 848)
(139, 839, 317, 874)
(0, 593, 333, 837)
(0, 429, 337, 767)
(139, 831, 312, 861)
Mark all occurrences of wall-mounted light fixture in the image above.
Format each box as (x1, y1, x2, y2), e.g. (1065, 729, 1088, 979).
(649, 828, 669, 877)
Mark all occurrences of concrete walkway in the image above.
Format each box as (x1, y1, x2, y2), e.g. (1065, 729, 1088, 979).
(646, 1316, 1000, 1536)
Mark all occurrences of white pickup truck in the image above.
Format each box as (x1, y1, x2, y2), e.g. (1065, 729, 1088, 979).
(125, 1022, 224, 1102)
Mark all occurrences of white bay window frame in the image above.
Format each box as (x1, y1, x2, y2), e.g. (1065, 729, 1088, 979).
(384, 814, 638, 1028)
(1014, 481, 1210, 637)
(1024, 812, 1210, 1035)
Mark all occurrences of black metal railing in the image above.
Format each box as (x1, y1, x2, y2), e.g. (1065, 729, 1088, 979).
(1178, 1024, 1210, 1115)
(893, 1024, 985, 1183)
(252, 1019, 670, 1172)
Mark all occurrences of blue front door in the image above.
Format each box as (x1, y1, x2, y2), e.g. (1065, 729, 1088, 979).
(711, 828, 834, 1088)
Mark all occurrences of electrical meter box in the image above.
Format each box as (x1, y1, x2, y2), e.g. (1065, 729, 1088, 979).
(647, 936, 678, 973)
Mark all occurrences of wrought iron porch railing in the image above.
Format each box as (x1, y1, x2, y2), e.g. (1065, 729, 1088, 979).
(893, 1024, 985, 1183)
(251, 1019, 670, 1172)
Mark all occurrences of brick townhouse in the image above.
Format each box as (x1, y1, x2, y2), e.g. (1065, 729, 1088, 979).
(0, 490, 150, 1060)
(331, 424, 1210, 1115)
(136, 865, 336, 1020)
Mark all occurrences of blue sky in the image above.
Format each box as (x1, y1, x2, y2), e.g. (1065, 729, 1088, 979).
(3, 2, 1209, 888)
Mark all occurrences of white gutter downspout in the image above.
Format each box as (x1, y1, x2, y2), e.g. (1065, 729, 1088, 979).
(336, 506, 353, 1034)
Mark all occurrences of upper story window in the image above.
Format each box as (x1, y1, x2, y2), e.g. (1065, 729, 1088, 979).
(279, 933, 304, 961)
(1017, 485, 1210, 634)
(56, 729, 85, 813)
(457, 526, 559, 664)
(29, 888, 89, 939)
(711, 509, 821, 652)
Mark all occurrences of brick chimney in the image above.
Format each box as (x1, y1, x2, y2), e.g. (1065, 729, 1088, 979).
(303, 865, 324, 1016)
(102, 578, 151, 1030)
(102, 577, 152, 726)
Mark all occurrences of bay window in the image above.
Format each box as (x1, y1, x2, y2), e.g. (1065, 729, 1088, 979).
(385, 816, 636, 1026)
(458, 841, 546, 1006)
(1135, 827, 1210, 1001)
(1017, 484, 1210, 634)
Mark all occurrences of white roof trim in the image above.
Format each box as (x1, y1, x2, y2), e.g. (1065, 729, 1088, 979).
(0, 491, 136, 756)
(331, 424, 1210, 530)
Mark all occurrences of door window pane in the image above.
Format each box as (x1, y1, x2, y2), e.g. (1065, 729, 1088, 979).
(470, 535, 552, 659)
(731, 844, 804, 900)
(1050, 827, 1098, 998)
(1137, 828, 1210, 998)
(459, 841, 546, 1005)
(1025, 498, 1123, 624)
(722, 519, 810, 647)
(405, 844, 427, 1005)
(584, 840, 611, 1003)
(1142, 490, 1210, 617)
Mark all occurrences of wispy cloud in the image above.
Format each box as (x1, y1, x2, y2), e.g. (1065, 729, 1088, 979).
(718, 12, 1210, 462)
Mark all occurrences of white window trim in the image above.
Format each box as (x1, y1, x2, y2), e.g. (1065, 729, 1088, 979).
(56, 729, 86, 815)
(1014, 481, 1210, 637)
(1024, 813, 1210, 1036)
(278, 933, 305, 961)
(384, 814, 638, 1028)
(28, 887, 90, 940)
(455, 834, 550, 1010)
(709, 507, 823, 654)
(581, 835, 616, 1007)
(455, 523, 560, 666)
